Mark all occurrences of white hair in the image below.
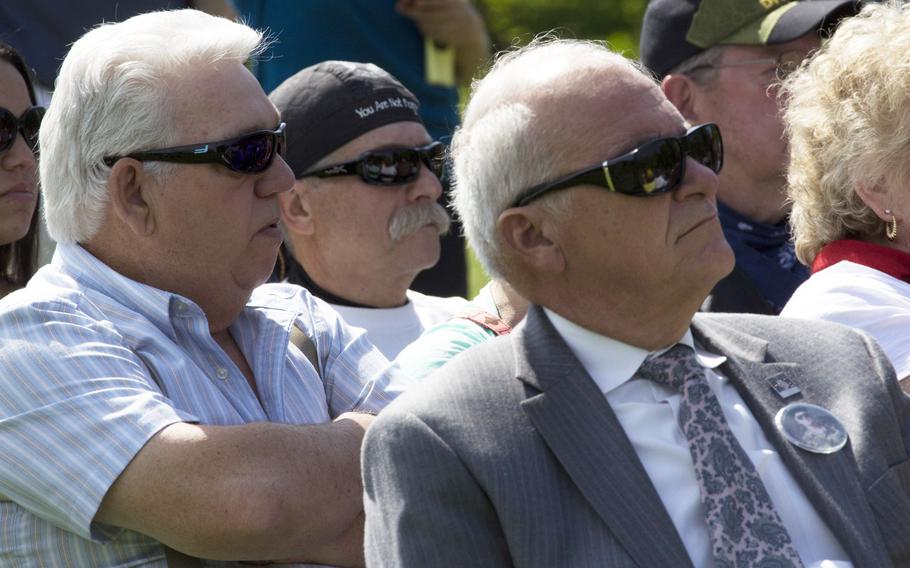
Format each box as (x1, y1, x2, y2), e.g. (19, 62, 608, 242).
(40, 9, 265, 244)
(451, 37, 647, 279)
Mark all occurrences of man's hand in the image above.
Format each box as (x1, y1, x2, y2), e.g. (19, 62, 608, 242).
(396, 0, 491, 85)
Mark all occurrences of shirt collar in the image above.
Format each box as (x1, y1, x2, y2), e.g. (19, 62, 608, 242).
(543, 307, 726, 395)
(812, 238, 910, 283)
(52, 243, 203, 335)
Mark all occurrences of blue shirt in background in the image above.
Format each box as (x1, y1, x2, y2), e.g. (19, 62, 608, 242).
(233, 0, 461, 142)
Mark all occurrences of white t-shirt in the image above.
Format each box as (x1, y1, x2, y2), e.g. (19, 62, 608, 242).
(781, 260, 910, 379)
(330, 290, 469, 360)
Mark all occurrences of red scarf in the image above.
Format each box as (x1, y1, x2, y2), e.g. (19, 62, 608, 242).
(812, 239, 910, 284)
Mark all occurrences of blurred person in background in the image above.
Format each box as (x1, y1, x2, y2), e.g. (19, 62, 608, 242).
(781, 1, 910, 392)
(640, 0, 861, 314)
(0, 41, 41, 298)
(0, 0, 236, 100)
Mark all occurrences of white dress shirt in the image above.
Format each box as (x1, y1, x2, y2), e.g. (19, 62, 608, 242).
(545, 308, 852, 568)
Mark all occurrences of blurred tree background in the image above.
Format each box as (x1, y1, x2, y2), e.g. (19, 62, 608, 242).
(477, 0, 647, 59)
(463, 0, 649, 296)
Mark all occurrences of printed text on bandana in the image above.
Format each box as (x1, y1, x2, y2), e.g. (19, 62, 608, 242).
(354, 97, 418, 118)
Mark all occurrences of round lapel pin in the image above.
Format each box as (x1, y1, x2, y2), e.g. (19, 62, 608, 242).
(774, 402, 848, 454)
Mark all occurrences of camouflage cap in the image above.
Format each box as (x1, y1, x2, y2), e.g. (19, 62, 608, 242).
(640, 0, 861, 78)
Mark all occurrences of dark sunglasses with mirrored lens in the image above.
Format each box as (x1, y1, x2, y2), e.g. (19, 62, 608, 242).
(511, 122, 724, 207)
(302, 141, 446, 186)
(0, 106, 46, 154)
(103, 122, 286, 174)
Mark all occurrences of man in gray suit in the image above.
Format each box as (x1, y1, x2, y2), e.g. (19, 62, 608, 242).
(362, 38, 910, 567)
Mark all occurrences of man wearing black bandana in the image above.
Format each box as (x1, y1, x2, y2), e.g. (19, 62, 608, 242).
(640, 0, 862, 314)
(269, 61, 468, 359)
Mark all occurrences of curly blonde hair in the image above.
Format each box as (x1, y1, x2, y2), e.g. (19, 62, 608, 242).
(783, 1, 910, 264)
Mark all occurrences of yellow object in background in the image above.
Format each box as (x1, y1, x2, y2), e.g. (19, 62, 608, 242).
(425, 38, 456, 87)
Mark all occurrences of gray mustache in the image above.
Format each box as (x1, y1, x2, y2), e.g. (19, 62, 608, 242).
(388, 201, 451, 242)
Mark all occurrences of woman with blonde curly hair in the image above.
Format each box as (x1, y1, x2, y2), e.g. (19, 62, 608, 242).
(781, 0, 910, 387)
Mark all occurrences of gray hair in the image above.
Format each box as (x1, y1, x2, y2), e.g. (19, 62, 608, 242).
(40, 9, 265, 244)
(451, 37, 646, 279)
(783, 1, 910, 264)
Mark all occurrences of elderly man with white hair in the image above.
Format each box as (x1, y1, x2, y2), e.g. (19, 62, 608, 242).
(0, 9, 402, 567)
(361, 38, 910, 567)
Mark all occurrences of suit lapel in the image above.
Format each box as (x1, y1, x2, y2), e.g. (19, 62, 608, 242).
(516, 306, 694, 568)
(692, 315, 890, 567)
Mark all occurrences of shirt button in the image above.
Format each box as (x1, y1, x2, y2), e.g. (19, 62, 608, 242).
(175, 301, 187, 313)
(215, 367, 229, 380)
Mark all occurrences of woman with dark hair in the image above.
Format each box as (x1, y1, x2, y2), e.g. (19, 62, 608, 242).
(0, 41, 42, 297)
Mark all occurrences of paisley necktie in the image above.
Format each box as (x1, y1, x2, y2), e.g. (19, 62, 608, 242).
(637, 344, 804, 568)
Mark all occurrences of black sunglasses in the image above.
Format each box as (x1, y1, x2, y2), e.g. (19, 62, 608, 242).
(511, 123, 723, 207)
(103, 122, 286, 174)
(301, 141, 446, 186)
(0, 106, 45, 155)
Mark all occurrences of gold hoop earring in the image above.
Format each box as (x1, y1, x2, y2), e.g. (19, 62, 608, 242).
(885, 209, 898, 242)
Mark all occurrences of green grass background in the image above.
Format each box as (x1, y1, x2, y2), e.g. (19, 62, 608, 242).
(466, 245, 489, 299)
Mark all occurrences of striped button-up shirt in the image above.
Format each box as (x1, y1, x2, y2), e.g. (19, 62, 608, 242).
(0, 244, 404, 566)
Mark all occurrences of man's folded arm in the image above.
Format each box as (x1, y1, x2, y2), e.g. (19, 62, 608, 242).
(96, 412, 374, 566)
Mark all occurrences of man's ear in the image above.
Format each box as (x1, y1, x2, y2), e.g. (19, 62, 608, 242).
(278, 180, 316, 236)
(107, 158, 155, 236)
(497, 206, 566, 274)
(662, 73, 701, 123)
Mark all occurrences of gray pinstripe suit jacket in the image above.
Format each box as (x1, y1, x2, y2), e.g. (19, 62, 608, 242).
(362, 306, 910, 567)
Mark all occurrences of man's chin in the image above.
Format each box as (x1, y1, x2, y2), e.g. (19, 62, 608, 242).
(241, 252, 282, 291)
(409, 241, 443, 273)
(707, 240, 736, 285)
